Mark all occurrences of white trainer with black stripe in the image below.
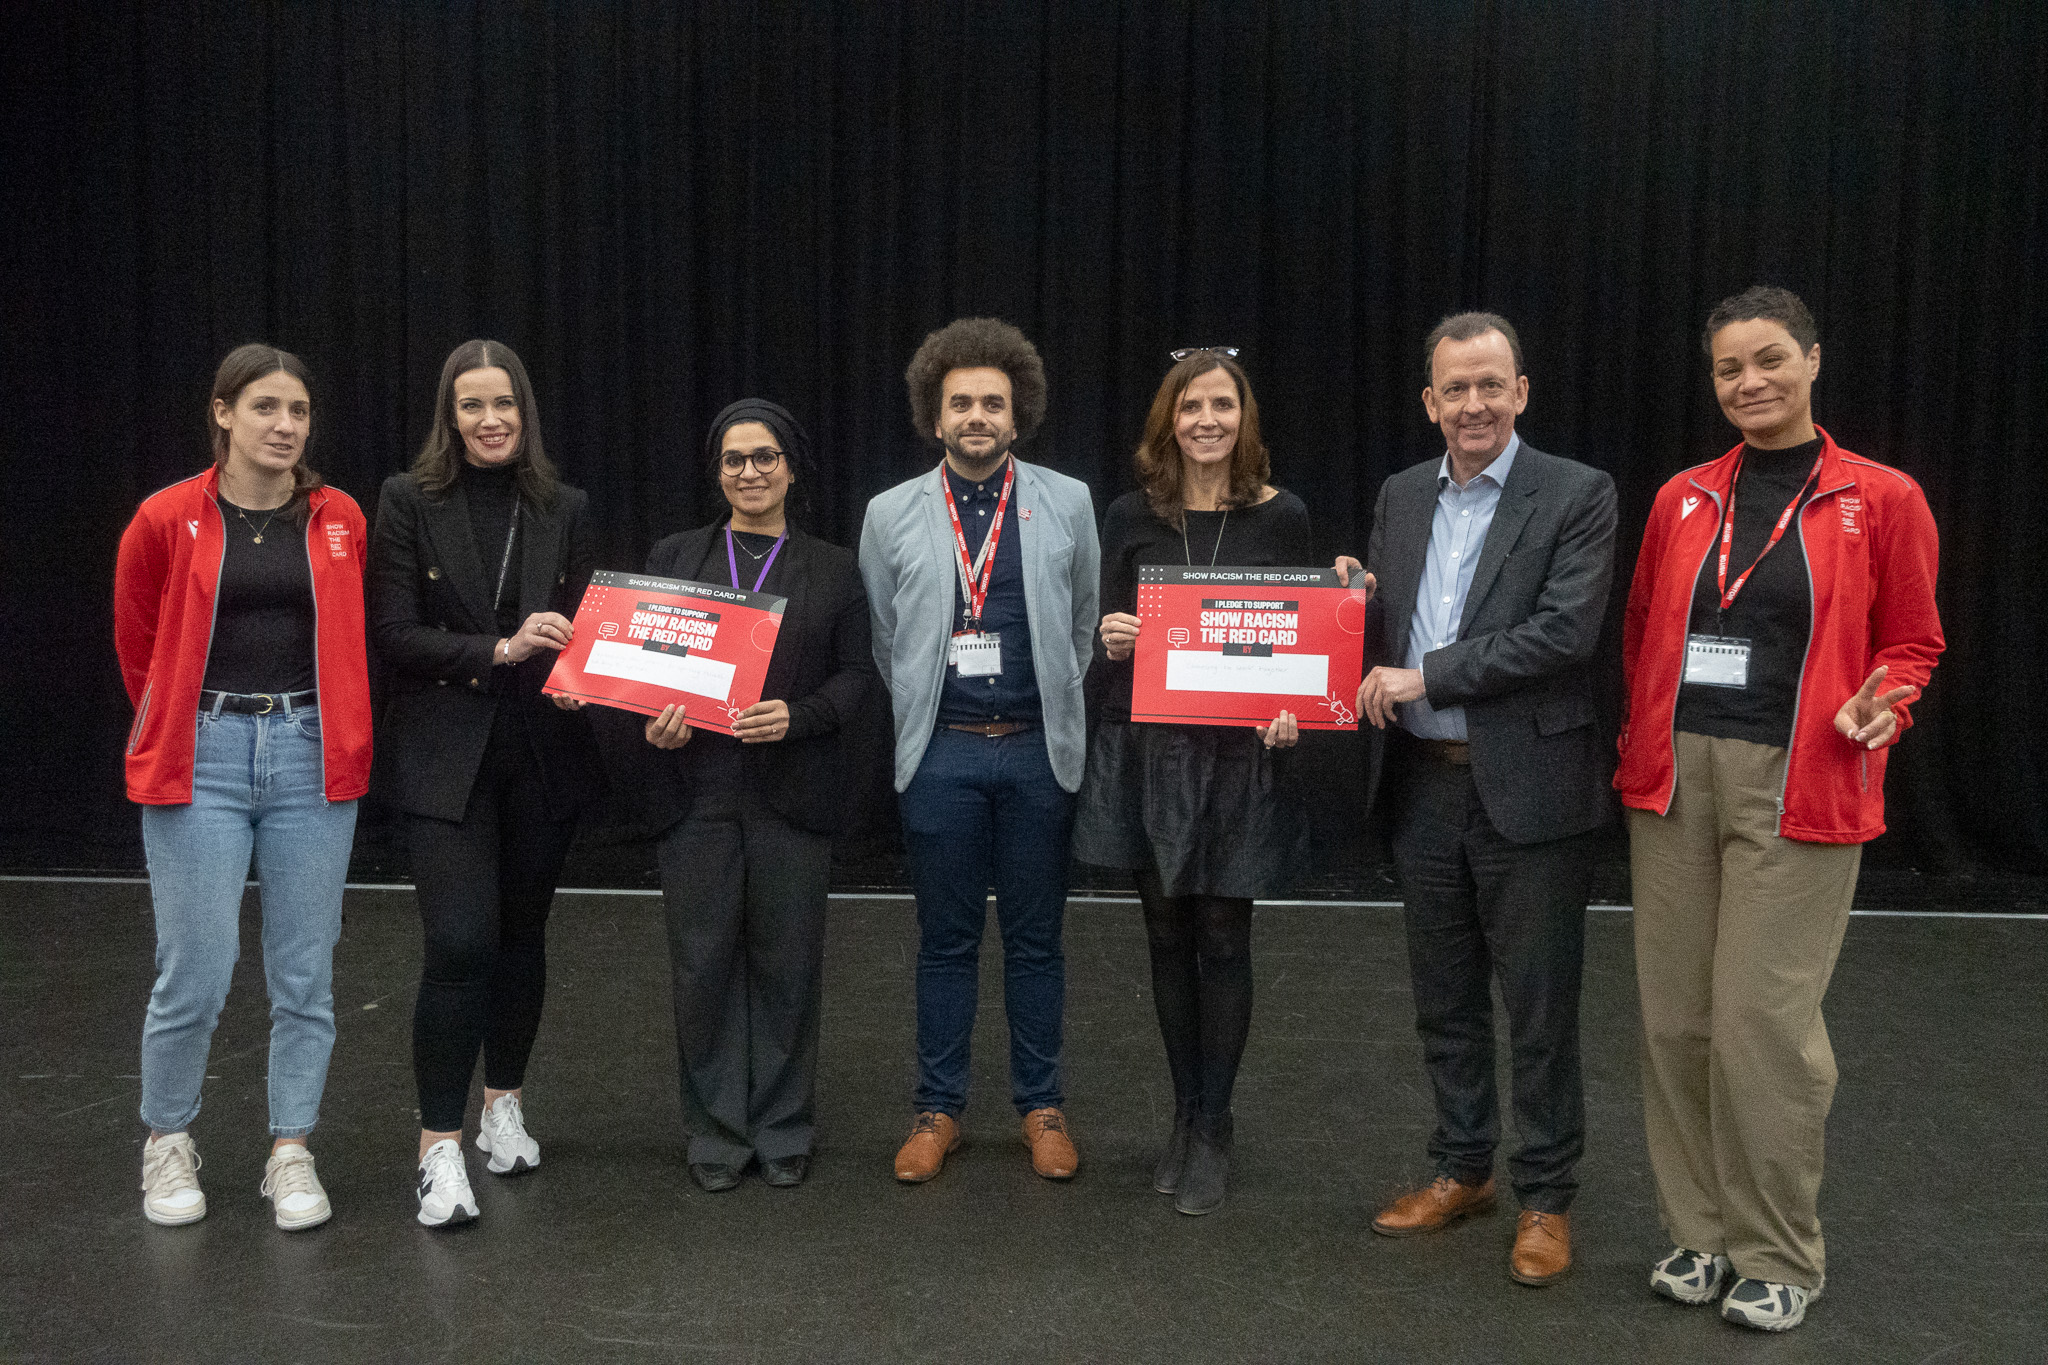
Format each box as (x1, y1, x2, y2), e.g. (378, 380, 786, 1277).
(476, 1093, 540, 1175)
(1650, 1247, 1731, 1304)
(141, 1131, 206, 1226)
(416, 1138, 478, 1228)
(260, 1144, 332, 1230)
(1721, 1275, 1823, 1331)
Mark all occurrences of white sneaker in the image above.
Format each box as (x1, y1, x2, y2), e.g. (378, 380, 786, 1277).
(416, 1139, 478, 1228)
(141, 1131, 206, 1226)
(476, 1093, 541, 1175)
(1650, 1246, 1731, 1304)
(260, 1145, 332, 1230)
(1721, 1275, 1822, 1331)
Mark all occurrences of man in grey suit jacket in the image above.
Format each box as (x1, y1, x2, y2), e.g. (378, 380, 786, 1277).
(1340, 313, 1616, 1287)
(859, 318, 1100, 1186)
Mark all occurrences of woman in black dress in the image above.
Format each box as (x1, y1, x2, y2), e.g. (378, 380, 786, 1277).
(609, 400, 875, 1191)
(369, 340, 598, 1227)
(1074, 350, 1312, 1215)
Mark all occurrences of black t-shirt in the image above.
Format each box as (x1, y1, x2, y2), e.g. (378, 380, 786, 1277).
(679, 525, 794, 799)
(1094, 487, 1315, 721)
(201, 496, 316, 695)
(1672, 436, 1823, 747)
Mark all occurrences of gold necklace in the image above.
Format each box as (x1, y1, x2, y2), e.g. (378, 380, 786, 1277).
(232, 501, 282, 544)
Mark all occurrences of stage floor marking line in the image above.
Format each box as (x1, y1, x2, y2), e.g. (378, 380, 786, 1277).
(2, 875, 2044, 919)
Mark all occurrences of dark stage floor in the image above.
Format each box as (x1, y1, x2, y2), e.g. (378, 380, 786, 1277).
(3, 881, 2044, 1364)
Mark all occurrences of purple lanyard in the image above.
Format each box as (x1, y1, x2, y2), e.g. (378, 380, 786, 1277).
(726, 527, 786, 593)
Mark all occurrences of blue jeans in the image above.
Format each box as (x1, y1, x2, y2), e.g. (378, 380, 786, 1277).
(138, 704, 356, 1137)
(898, 726, 1075, 1117)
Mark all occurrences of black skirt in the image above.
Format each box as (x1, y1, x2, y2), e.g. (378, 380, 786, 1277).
(1072, 717, 1308, 899)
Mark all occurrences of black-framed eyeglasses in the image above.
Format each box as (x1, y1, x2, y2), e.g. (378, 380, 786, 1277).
(1169, 346, 1241, 362)
(719, 450, 785, 475)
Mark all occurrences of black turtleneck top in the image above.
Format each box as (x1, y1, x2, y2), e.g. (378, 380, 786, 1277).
(1673, 435, 1823, 747)
(463, 461, 524, 636)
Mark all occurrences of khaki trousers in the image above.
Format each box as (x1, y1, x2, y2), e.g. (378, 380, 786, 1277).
(1628, 731, 1861, 1288)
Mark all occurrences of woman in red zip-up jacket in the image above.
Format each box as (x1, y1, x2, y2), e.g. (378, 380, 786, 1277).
(114, 344, 370, 1234)
(1617, 288, 1942, 1332)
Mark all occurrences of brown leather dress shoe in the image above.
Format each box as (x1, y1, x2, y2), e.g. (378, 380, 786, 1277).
(1020, 1107, 1079, 1180)
(894, 1112, 960, 1183)
(1509, 1210, 1572, 1285)
(1369, 1174, 1498, 1237)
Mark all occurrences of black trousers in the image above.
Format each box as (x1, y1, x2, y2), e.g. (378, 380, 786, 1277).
(656, 783, 832, 1167)
(1390, 748, 1593, 1213)
(408, 715, 576, 1133)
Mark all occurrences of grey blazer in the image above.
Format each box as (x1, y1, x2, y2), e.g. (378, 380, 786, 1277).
(1363, 442, 1618, 844)
(859, 456, 1100, 792)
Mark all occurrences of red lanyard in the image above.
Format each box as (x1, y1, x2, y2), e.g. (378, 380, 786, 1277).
(939, 459, 1015, 629)
(1716, 453, 1822, 611)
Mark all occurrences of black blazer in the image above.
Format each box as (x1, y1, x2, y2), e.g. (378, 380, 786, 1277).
(1362, 443, 1618, 844)
(594, 520, 877, 838)
(368, 470, 600, 823)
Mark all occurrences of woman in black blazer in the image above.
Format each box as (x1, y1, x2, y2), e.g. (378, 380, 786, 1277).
(368, 339, 598, 1227)
(611, 399, 874, 1192)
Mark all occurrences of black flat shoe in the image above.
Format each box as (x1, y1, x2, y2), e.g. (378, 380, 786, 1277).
(689, 1162, 741, 1192)
(760, 1155, 809, 1188)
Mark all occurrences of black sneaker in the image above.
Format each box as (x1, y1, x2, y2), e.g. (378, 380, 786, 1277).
(1721, 1275, 1821, 1331)
(1650, 1247, 1731, 1304)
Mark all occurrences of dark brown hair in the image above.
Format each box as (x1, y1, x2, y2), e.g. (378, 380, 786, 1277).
(1134, 352, 1270, 531)
(1702, 285, 1818, 358)
(1422, 311, 1525, 386)
(210, 343, 322, 521)
(904, 317, 1048, 445)
(410, 339, 558, 509)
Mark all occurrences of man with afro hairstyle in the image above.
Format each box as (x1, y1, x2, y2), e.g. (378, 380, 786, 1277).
(860, 317, 1100, 1185)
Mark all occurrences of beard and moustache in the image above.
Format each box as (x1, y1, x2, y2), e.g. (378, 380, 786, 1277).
(942, 425, 1015, 474)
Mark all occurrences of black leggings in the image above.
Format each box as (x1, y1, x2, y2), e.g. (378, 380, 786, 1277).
(1136, 866, 1253, 1118)
(408, 722, 576, 1133)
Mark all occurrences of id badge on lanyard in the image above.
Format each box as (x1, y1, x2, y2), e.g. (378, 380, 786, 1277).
(1685, 452, 1821, 692)
(1684, 635, 1750, 688)
(950, 631, 1003, 676)
(941, 462, 1014, 679)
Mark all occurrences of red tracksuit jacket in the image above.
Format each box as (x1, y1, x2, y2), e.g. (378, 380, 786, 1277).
(1615, 427, 1943, 844)
(114, 467, 373, 804)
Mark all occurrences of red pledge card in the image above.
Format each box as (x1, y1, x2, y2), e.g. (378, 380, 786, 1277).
(543, 570, 785, 737)
(1130, 565, 1367, 730)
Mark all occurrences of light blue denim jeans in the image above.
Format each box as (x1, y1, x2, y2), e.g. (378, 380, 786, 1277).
(138, 700, 356, 1137)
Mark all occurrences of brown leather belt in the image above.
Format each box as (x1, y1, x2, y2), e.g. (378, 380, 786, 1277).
(1416, 737, 1471, 766)
(945, 720, 1035, 738)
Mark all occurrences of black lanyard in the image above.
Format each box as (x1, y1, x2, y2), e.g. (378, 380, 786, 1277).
(491, 501, 521, 613)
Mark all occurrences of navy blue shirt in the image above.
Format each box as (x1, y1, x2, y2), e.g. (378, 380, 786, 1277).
(936, 459, 1041, 723)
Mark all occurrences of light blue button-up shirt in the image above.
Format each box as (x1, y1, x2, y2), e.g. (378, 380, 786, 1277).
(1400, 433, 1520, 740)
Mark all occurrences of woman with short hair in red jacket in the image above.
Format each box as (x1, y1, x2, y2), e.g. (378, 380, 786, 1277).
(114, 344, 372, 1232)
(1616, 287, 1943, 1331)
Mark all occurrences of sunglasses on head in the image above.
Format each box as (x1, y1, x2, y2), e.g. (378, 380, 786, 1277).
(1169, 346, 1241, 362)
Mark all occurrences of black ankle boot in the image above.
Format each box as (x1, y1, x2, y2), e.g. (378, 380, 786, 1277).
(1174, 1110, 1233, 1215)
(1153, 1099, 1200, 1194)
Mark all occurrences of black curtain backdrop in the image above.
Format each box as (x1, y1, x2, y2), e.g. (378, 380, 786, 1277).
(2, 2, 2043, 877)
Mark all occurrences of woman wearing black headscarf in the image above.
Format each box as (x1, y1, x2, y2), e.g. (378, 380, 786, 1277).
(615, 400, 876, 1191)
